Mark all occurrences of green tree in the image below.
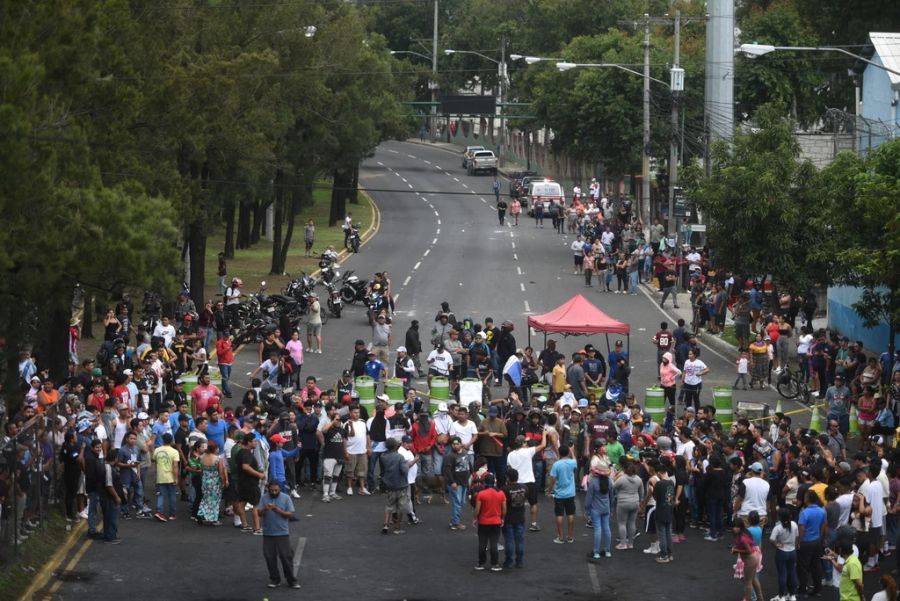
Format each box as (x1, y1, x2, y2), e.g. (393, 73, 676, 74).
(682, 103, 823, 293)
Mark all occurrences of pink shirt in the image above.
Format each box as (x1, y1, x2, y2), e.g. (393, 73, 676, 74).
(192, 384, 222, 415)
(286, 340, 304, 366)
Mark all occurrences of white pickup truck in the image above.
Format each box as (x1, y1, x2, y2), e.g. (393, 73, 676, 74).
(466, 150, 498, 176)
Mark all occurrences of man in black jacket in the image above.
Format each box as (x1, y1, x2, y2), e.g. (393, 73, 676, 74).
(405, 321, 424, 377)
(295, 402, 321, 490)
(350, 339, 368, 378)
(495, 322, 517, 381)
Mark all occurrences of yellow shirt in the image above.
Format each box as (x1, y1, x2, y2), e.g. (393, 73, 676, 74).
(552, 364, 567, 394)
(153, 446, 180, 484)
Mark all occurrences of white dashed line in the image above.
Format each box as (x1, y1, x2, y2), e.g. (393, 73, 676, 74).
(435, 165, 442, 170)
(453, 177, 460, 182)
(401, 177, 407, 182)
(510, 232, 514, 238)
(413, 262, 421, 270)
(393, 293, 399, 302)
(403, 276, 411, 286)
(511, 242, 516, 249)
(408, 183, 413, 189)
(407, 154, 416, 159)
(434, 211, 439, 216)
(481, 198, 487, 203)
(519, 283, 526, 292)
(516, 267, 522, 275)
(377, 161, 384, 166)
(432, 238, 438, 245)
(462, 183, 468, 189)
(524, 300, 531, 312)
(513, 253, 518, 260)
(424, 160, 431, 165)
(436, 228, 440, 234)
(423, 249, 430, 257)
(389, 149, 399, 154)
(437, 219, 441, 225)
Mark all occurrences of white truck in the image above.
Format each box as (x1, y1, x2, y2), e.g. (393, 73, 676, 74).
(466, 150, 498, 176)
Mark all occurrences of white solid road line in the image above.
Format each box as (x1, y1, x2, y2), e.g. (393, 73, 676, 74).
(414, 261, 421, 270)
(403, 276, 411, 286)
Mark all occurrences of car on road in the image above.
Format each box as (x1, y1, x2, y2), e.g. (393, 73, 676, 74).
(525, 179, 565, 215)
(461, 145, 485, 169)
(466, 150, 498, 175)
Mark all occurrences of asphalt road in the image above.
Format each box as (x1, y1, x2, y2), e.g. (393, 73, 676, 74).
(43, 141, 839, 601)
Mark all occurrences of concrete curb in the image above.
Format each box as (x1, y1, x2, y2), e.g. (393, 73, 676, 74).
(19, 520, 87, 601)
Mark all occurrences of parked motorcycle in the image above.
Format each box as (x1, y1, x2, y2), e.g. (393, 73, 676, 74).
(348, 223, 361, 253)
(317, 252, 340, 285)
(323, 280, 343, 318)
(339, 270, 369, 305)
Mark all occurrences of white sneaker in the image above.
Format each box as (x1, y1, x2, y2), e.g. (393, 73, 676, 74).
(361, 488, 372, 496)
(78, 509, 88, 520)
(346, 487, 354, 496)
(290, 490, 301, 499)
(770, 596, 785, 601)
(321, 496, 331, 503)
(642, 543, 660, 554)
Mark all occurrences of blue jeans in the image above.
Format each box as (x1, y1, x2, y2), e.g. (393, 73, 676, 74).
(87, 491, 101, 534)
(100, 496, 119, 541)
(590, 510, 612, 554)
(448, 484, 467, 526)
(219, 363, 233, 397)
(532, 457, 545, 492)
(156, 483, 177, 516)
(367, 451, 384, 491)
(775, 549, 799, 596)
(490, 351, 500, 380)
(628, 271, 639, 293)
(706, 497, 724, 538)
(502, 522, 526, 567)
(485, 455, 507, 487)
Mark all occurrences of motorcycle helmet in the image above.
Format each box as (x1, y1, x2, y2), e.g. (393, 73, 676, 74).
(373, 283, 382, 292)
(501, 320, 514, 330)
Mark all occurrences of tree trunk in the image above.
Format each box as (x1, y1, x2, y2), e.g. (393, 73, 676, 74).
(251, 196, 271, 245)
(188, 219, 206, 310)
(278, 187, 301, 272)
(270, 170, 285, 275)
(38, 304, 70, 384)
(349, 164, 359, 205)
(82, 291, 94, 339)
(329, 168, 348, 227)
(237, 198, 251, 249)
(223, 198, 236, 259)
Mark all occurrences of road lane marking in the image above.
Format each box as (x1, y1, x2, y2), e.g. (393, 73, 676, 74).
(516, 266, 522, 275)
(403, 276, 411, 286)
(408, 183, 414, 189)
(520, 283, 526, 292)
(437, 219, 441, 224)
(513, 253, 518, 260)
(432, 238, 438, 244)
(407, 154, 416, 159)
(511, 242, 515, 249)
(453, 177, 459, 182)
(436, 228, 440, 234)
(401, 177, 407, 182)
(462, 183, 468, 189)
(424, 160, 431, 165)
(389, 149, 399, 154)
(393, 293, 399, 302)
(423, 249, 430, 257)
(435, 165, 441, 170)
(377, 161, 384, 166)
(481, 198, 487, 203)
(414, 261, 421, 270)
(524, 300, 531, 312)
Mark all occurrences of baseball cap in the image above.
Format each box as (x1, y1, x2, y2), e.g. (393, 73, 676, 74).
(77, 419, 92, 432)
(342, 369, 352, 377)
(136, 411, 149, 420)
(123, 369, 133, 376)
(396, 346, 407, 353)
(475, 332, 484, 339)
(487, 406, 499, 417)
(749, 462, 764, 473)
(376, 393, 390, 403)
(614, 340, 623, 347)
(616, 412, 630, 422)
(270, 434, 286, 444)
(437, 402, 448, 412)
(174, 378, 184, 385)
(401, 435, 413, 443)
(838, 461, 852, 472)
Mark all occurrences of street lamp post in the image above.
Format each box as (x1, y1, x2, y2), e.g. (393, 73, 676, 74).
(390, 49, 439, 139)
(738, 43, 900, 77)
(444, 47, 508, 166)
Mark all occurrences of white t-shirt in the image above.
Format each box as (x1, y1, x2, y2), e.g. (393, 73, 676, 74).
(769, 521, 798, 553)
(153, 324, 176, 347)
(571, 240, 584, 255)
(738, 476, 770, 517)
(737, 357, 749, 374)
(450, 420, 478, 455)
(797, 334, 813, 355)
(433, 413, 452, 435)
(864, 479, 886, 528)
(426, 350, 452, 375)
(507, 447, 537, 484)
(686, 252, 701, 270)
(113, 420, 129, 450)
(601, 231, 614, 247)
(873, 591, 891, 601)
(836, 492, 855, 526)
(344, 419, 368, 455)
(681, 439, 695, 463)
(398, 446, 417, 484)
(683, 359, 708, 386)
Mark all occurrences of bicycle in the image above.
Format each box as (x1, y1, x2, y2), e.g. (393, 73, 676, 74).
(776, 365, 812, 405)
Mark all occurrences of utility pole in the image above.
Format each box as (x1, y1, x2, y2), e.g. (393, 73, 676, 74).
(641, 15, 651, 229)
(498, 34, 507, 167)
(704, 0, 734, 153)
(667, 10, 683, 239)
(431, 0, 438, 142)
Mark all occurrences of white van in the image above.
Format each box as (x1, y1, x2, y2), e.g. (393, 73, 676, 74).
(526, 180, 565, 215)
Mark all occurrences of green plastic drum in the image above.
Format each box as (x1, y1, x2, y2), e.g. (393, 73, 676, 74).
(355, 376, 376, 414)
(430, 376, 450, 401)
(645, 386, 665, 423)
(531, 384, 549, 399)
(385, 379, 405, 403)
(713, 386, 734, 429)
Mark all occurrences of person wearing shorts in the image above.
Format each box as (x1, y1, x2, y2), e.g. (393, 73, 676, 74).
(235, 435, 265, 533)
(571, 236, 585, 274)
(307, 293, 323, 354)
(546, 446, 578, 543)
(380, 439, 411, 534)
(343, 406, 370, 495)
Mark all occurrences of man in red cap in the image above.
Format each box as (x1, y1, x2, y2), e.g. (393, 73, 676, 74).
(268, 434, 301, 495)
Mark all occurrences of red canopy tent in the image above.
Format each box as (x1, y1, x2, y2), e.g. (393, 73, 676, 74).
(527, 294, 631, 355)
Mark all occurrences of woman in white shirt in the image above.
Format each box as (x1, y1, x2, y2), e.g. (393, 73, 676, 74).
(770, 507, 799, 601)
(797, 326, 814, 384)
(681, 350, 709, 411)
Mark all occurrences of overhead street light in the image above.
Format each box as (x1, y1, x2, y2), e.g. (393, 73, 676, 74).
(556, 62, 669, 87)
(390, 50, 432, 61)
(737, 43, 900, 76)
(510, 55, 561, 65)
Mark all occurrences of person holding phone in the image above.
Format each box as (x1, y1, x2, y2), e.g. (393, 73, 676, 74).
(257, 481, 300, 589)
